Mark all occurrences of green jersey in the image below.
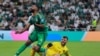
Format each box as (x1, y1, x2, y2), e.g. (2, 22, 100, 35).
(29, 13, 47, 31)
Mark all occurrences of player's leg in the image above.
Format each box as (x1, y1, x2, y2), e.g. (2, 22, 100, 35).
(15, 31, 37, 56)
(31, 47, 46, 56)
(36, 32, 47, 51)
(38, 52, 43, 56)
(31, 32, 47, 56)
(30, 31, 38, 56)
(39, 48, 46, 56)
(30, 47, 36, 56)
(30, 47, 45, 56)
(29, 25, 35, 56)
(15, 40, 33, 56)
(30, 50, 44, 56)
(38, 52, 45, 56)
(37, 32, 47, 56)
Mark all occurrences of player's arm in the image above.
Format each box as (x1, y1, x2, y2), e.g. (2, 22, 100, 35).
(16, 23, 30, 33)
(21, 23, 30, 33)
(35, 23, 45, 28)
(16, 17, 33, 33)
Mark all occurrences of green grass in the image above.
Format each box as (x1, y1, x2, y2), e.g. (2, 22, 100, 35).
(0, 41, 100, 56)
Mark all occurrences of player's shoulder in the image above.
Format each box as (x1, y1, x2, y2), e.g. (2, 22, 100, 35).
(53, 42, 60, 44)
(28, 16, 32, 21)
(52, 42, 61, 47)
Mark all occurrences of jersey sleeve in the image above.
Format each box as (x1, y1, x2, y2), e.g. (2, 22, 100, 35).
(28, 17, 34, 25)
(27, 16, 32, 22)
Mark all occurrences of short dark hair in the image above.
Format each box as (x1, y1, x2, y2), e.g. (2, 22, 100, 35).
(63, 36, 68, 40)
(32, 3, 40, 9)
(47, 43, 53, 48)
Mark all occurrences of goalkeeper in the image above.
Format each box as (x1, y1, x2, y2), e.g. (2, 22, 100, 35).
(31, 36, 71, 56)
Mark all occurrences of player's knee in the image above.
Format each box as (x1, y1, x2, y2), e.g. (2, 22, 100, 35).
(33, 46, 40, 52)
(25, 40, 32, 46)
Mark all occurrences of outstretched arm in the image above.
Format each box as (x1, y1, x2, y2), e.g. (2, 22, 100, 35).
(16, 23, 30, 34)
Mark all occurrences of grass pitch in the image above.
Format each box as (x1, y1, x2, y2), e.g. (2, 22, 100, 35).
(0, 41, 100, 56)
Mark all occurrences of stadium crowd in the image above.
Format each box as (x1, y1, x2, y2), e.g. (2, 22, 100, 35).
(0, 0, 100, 31)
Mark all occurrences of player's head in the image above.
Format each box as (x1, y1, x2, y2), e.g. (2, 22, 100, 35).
(61, 36, 68, 46)
(30, 3, 39, 13)
(47, 43, 53, 48)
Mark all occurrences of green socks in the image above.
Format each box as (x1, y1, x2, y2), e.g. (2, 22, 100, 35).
(39, 48, 45, 52)
(16, 44, 27, 55)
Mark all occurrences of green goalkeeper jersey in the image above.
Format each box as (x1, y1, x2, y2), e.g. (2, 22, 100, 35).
(29, 13, 47, 32)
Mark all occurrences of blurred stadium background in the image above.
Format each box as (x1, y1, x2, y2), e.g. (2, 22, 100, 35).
(0, 0, 100, 56)
(0, 0, 100, 31)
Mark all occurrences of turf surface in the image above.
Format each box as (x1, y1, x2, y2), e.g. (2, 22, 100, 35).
(0, 41, 100, 56)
